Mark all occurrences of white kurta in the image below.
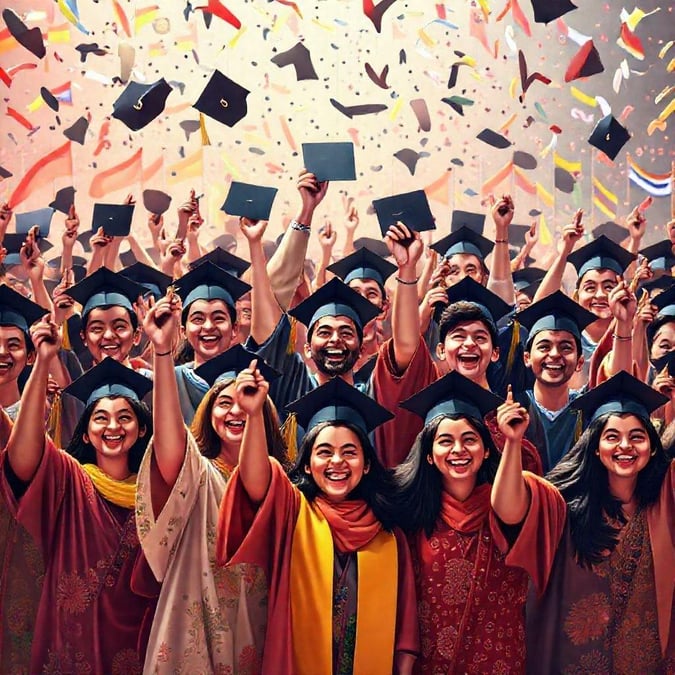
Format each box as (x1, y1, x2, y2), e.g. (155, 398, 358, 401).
(136, 432, 267, 674)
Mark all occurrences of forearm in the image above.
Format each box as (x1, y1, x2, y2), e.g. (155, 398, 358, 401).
(128, 235, 158, 268)
(238, 409, 272, 504)
(392, 269, 421, 371)
(61, 244, 74, 275)
(510, 243, 533, 273)
(104, 238, 122, 271)
(631, 325, 650, 381)
(487, 240, 516, 305)
(314, 249, 333, 290)
(250, 239, 283, 344)
(29, 276, 53, 312)
(491, 438, 529, 524)
(343, 227, 356, 256)
(417, 255, 435, 303)
(266, 224, 311, 311)
(606, 321, 633, 376)
(87, 248, 105, 276)
(532, 251, 569, 302)
(185, 236, 202, 264)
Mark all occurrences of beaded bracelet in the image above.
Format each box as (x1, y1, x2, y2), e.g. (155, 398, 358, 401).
(290, 219, 311, 233)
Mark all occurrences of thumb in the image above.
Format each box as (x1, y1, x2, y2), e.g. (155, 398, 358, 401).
(506, 384, 514, 403)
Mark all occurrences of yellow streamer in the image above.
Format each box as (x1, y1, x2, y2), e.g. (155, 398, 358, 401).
(570, 85, 598, 107)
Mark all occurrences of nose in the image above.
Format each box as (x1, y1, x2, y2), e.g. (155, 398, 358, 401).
(594, 286, 607, 298)
(549, 345, 561, 357)
(103, 325, 116, 339)
(229, 400, 242, 416)
(618, 435, 632, 450)
(0, 343, 8, 355)
(202, 317, 215, 331)
(462, 334, 477, 347)
(327, 330, 342, 344)
(329, 451, 345, 465)
(106, 417, 121, 431)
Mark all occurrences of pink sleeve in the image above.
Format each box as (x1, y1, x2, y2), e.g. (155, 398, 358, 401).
(490, 472, 567, 596)
(372, 339, 439, 469)
(394, 528, 420, 658)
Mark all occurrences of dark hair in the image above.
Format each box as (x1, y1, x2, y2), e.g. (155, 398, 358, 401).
(307, 316, 364, 345)
(83, 304, 139, 330)
(524, 329, 582, 358)
(546, 411, 670, 568)
(646, 314, 675, 352)
(288, 421, 396, 530)
(438, 302, 498, 345)
(66, 395, 152, 473)
(191, 378, 289, 468)
(182, 299, 237, 327)
(392, 413, 500, 536)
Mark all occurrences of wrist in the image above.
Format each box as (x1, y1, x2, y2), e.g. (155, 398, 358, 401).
(297, 207, 315, 225)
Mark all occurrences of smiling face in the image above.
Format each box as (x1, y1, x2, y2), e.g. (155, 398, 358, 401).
(597, 414, 651, 490)
(445, 253, 487, 287)
(576, 269, 618, 320)
(437, 320, 498, 382)
(83, 396, 144, 464)
(305, 315, 362, 377)
(236, 294, 252, 330)
(184, 299, 237, 367)
(650, 320, 675, 361)
(525, 329, 583, 388)
(82, 306, 139, 364)
(0, 326, 30, 388)
(431, 416, 487, 496)
(305, 424, 369, 502)
(210, 381, 246, 455)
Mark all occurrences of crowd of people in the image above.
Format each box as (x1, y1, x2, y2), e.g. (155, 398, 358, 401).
(0, 172, 673, 675)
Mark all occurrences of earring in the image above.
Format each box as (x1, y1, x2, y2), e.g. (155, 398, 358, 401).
(595, 450, 600, 456)
(650, 450, 656, 457)
(484, 453, 489, 459)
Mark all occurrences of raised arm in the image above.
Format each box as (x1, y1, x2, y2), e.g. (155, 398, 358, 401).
(21, 230, 53, 313)
(342, 200, 359, 256)
(242, 217, 283, 344)
(510, 220, 538, 272)
(386, 223, 424, 371)
(605, 279, 637, 377)
(487, 194, 516, 305)
(314, 220, 337, 290)
(233, 359, 272, 504)
(87, 227, 113, 276)
(143, 290, 186, 488)
(6, 316, 60, 482)
(61, 205, 79, 275)
(490, 387, 531, 524)
(533, 209, 584, 302)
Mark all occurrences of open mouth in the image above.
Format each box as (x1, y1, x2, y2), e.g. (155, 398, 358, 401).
(324, 349, 347, 361)
(103, 434, 124, 446)
(457, 354, 480, 367)
(225, 420, 245, 431)
(543, 363, 564, 373)
(0, 362, 14, 373)
(612, 453, 637, 465)
(325, 470, 351, 483)
(448, 458, 471, 467)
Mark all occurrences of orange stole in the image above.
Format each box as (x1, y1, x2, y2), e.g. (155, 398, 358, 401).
(289, 496, 398, 674)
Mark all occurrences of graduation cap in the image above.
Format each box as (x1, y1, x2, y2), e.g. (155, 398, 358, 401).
(512, 267, 546, 293)
(567, 235, 636, 279)
(435, 276, 511, 324)
(221, 181, 278, 222)
(15, 207, 54, 237)
(2, 8, 45, 59)
(517, 291, 595, 341)
(476, 128, 511, 149)
(142, 189, 172, 215)
(193, 70, 250, 127)
(569, 370, 667, 423)
(92, 203, 135, 237)
(430, 226, 494, 261)
(62, 357, 153, 407)
(76, 230, 92, 253)
(564, 40, 604, 82)
(0, 284, 45, 334)
(66, 266, 144, 319)
(512, 151, 537, 170)
(288, 277, 380, 336)
(588, 114, 631, 161)
(592, 221, 629, 244)
(326, 247, 396, 291)
(120, 262, 172, 299)
(651, 350, 675, 377)
(301, 142, 356, 182)
(188, 247, 251, 277)
(112, 78, 172, 131)
(194, 344, 280, 387)
(47, 255, 87, 271)
(650, 284, 675, 317)
(174, 261, 251, 317)
(286, 376, 393, 436)
(451, 210, 486, 235)
(2, 233, 53, 266)
(212, 233, 237, 252)
(353, 237, 392, 259)
(118, 249, 136, 268)
(400, 370, 503, 425)
(372, 189, 435, 235)
(63, 116, 89, 145)
(640, 274, 675, 296)
(530, 0, 577, 23)
(640, 240, 675, 273)
(49, 186, 76, 215)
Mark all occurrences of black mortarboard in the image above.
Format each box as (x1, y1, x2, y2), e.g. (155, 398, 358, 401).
(193, 70, 250, 127)
(2, 8, 45, 59)
(92, 203, 135, 237)
(142, 189, 172, 215)
(188, 247, 251, 277)
(327, 247, 396, 291)
(212, 233, 237, 252)
(372, 189, 435, 235)
(2, 233, 53, 266)
(301, 142, 356, 182)
(592, 221, 629, 244)
(569, 370, 667, 422)
(120, 262, 172, 299)
(640, 275, 675, 296)
(194, 344, 280, 387)
(512, 150, 537, 170)
(63, 116, 89, 144)
(112, 78, 172, 131)
(564, 40, 604, 82)
(66, 266, 144, 319)
(221, 181, 278, 221)
(118, 249, 136, 268)
(567, 235, 636, 279)
(435, 276, 511, 324)
(77, 230, 92, 253)
(62, 357, 153, 407)
(174, 261, 251, 317)
(588, 114, 631, 161)
(430, 226, 494, 261)
(288, 277, 380, 336)
(353, 237, 392, 259)
(640, 240, 675, 273)
(0, 284, 45, 334)
(508, 223, 534, 247)
(530, 0, 577, 23)
(651, 350, 675, 377)
(15, 207, 54, 237)
(400, 370, 502, 426)
(650, 284, 675, 317)
(49, 186, 76, 215)
(286, 376, 393, 436)
(476, 128, 511, 149)
(512, 267, 546, 293)
(517, 291, 595, 341)
(450, 210, 486, 234)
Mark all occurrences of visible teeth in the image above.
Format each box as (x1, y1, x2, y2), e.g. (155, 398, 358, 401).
(449, 458, 471, 466)
(615, 455, 636, 461)
(226, 421, 244, 428)
(104, 435, 122, 441)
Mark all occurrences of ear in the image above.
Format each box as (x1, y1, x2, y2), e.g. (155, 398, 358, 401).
(490, 346, 500, 363)
(80, 329, 87, 345)
(303, 342, 312, 360)
(132, 327, 142, 347)
(231, 321, 239, 339)
(26, 350, 36, 366)
(426, 454, 433, 465)
(572, 289, 579, 302)
(435, 341, 446, 361)
(82, 432, 90, 445)
(363, 461, 370, 474)
(138, 425, 147, 439)
(303, 463, 312, 475)
(575, 354, 585, 373)
(523, 350, 532, 369)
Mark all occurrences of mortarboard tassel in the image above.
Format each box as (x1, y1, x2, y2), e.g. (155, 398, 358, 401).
(506, 319, 521, 374)
(286, 315, 298, 355)
(199, 112, 211, 146)
(281, 411, 298, 462)
(60, 321, 72, 352)
(574, 410, 583, 446)
(47, 392, 63, 449)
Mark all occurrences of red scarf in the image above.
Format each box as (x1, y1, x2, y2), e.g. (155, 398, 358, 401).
(439, 483, 491, 534)
(314, 497, 383, 553)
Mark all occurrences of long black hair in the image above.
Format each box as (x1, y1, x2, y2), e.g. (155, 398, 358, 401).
(287, 420, 397, 530)
(392, 413, 500, 536)
(66, 395, 152, 474)
(546, 410, 670, 568)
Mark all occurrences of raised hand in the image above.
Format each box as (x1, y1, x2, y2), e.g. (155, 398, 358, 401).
(238, 216, 268, 243)
(490, 193, 515, 233)
(0, 202, 12, 235)
(345, 200, 359, 232)
(91, 226, 113, 249)
(234, 359, 270, 415)
(147, 212, 164, 239)
(652, 365, 675, 398)
(496, 386, 530, 441)
(143, 290, 182, 352)
(318, 220, 337, 254)
(525, 219, 538, 247)
(384, 222, 423, 271)
(608, 279, 637, 324)
(626, 202, 647, 241)
(29, 315, 61, 362)
(559, 209, 584, 253)
(53, 268, 76, 324)
(430, 257, 450, 288)
(63, 204, 79, 242)
(297, 169, 329, 216)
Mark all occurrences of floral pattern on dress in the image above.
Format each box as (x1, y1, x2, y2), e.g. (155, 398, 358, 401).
(563, 593, 611, 646)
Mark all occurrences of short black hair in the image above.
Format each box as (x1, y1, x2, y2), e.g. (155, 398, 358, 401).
(438, 301, 498, 345)
(525, 328, 582, 357)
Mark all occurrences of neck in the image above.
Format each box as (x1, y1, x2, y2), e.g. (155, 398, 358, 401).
(315, 370, 355, 386)
(95, 455, 132, 481)
(443, 476, 477, 502)
(0, 381, 20, 409)
(608, 474, 638, 509)
(585, 318, 610, 343)
(533, 379, 570, 412)
(217, 443, 239, 467)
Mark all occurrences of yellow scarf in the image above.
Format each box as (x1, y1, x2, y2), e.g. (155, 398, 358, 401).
(82, 464, 137, 509)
